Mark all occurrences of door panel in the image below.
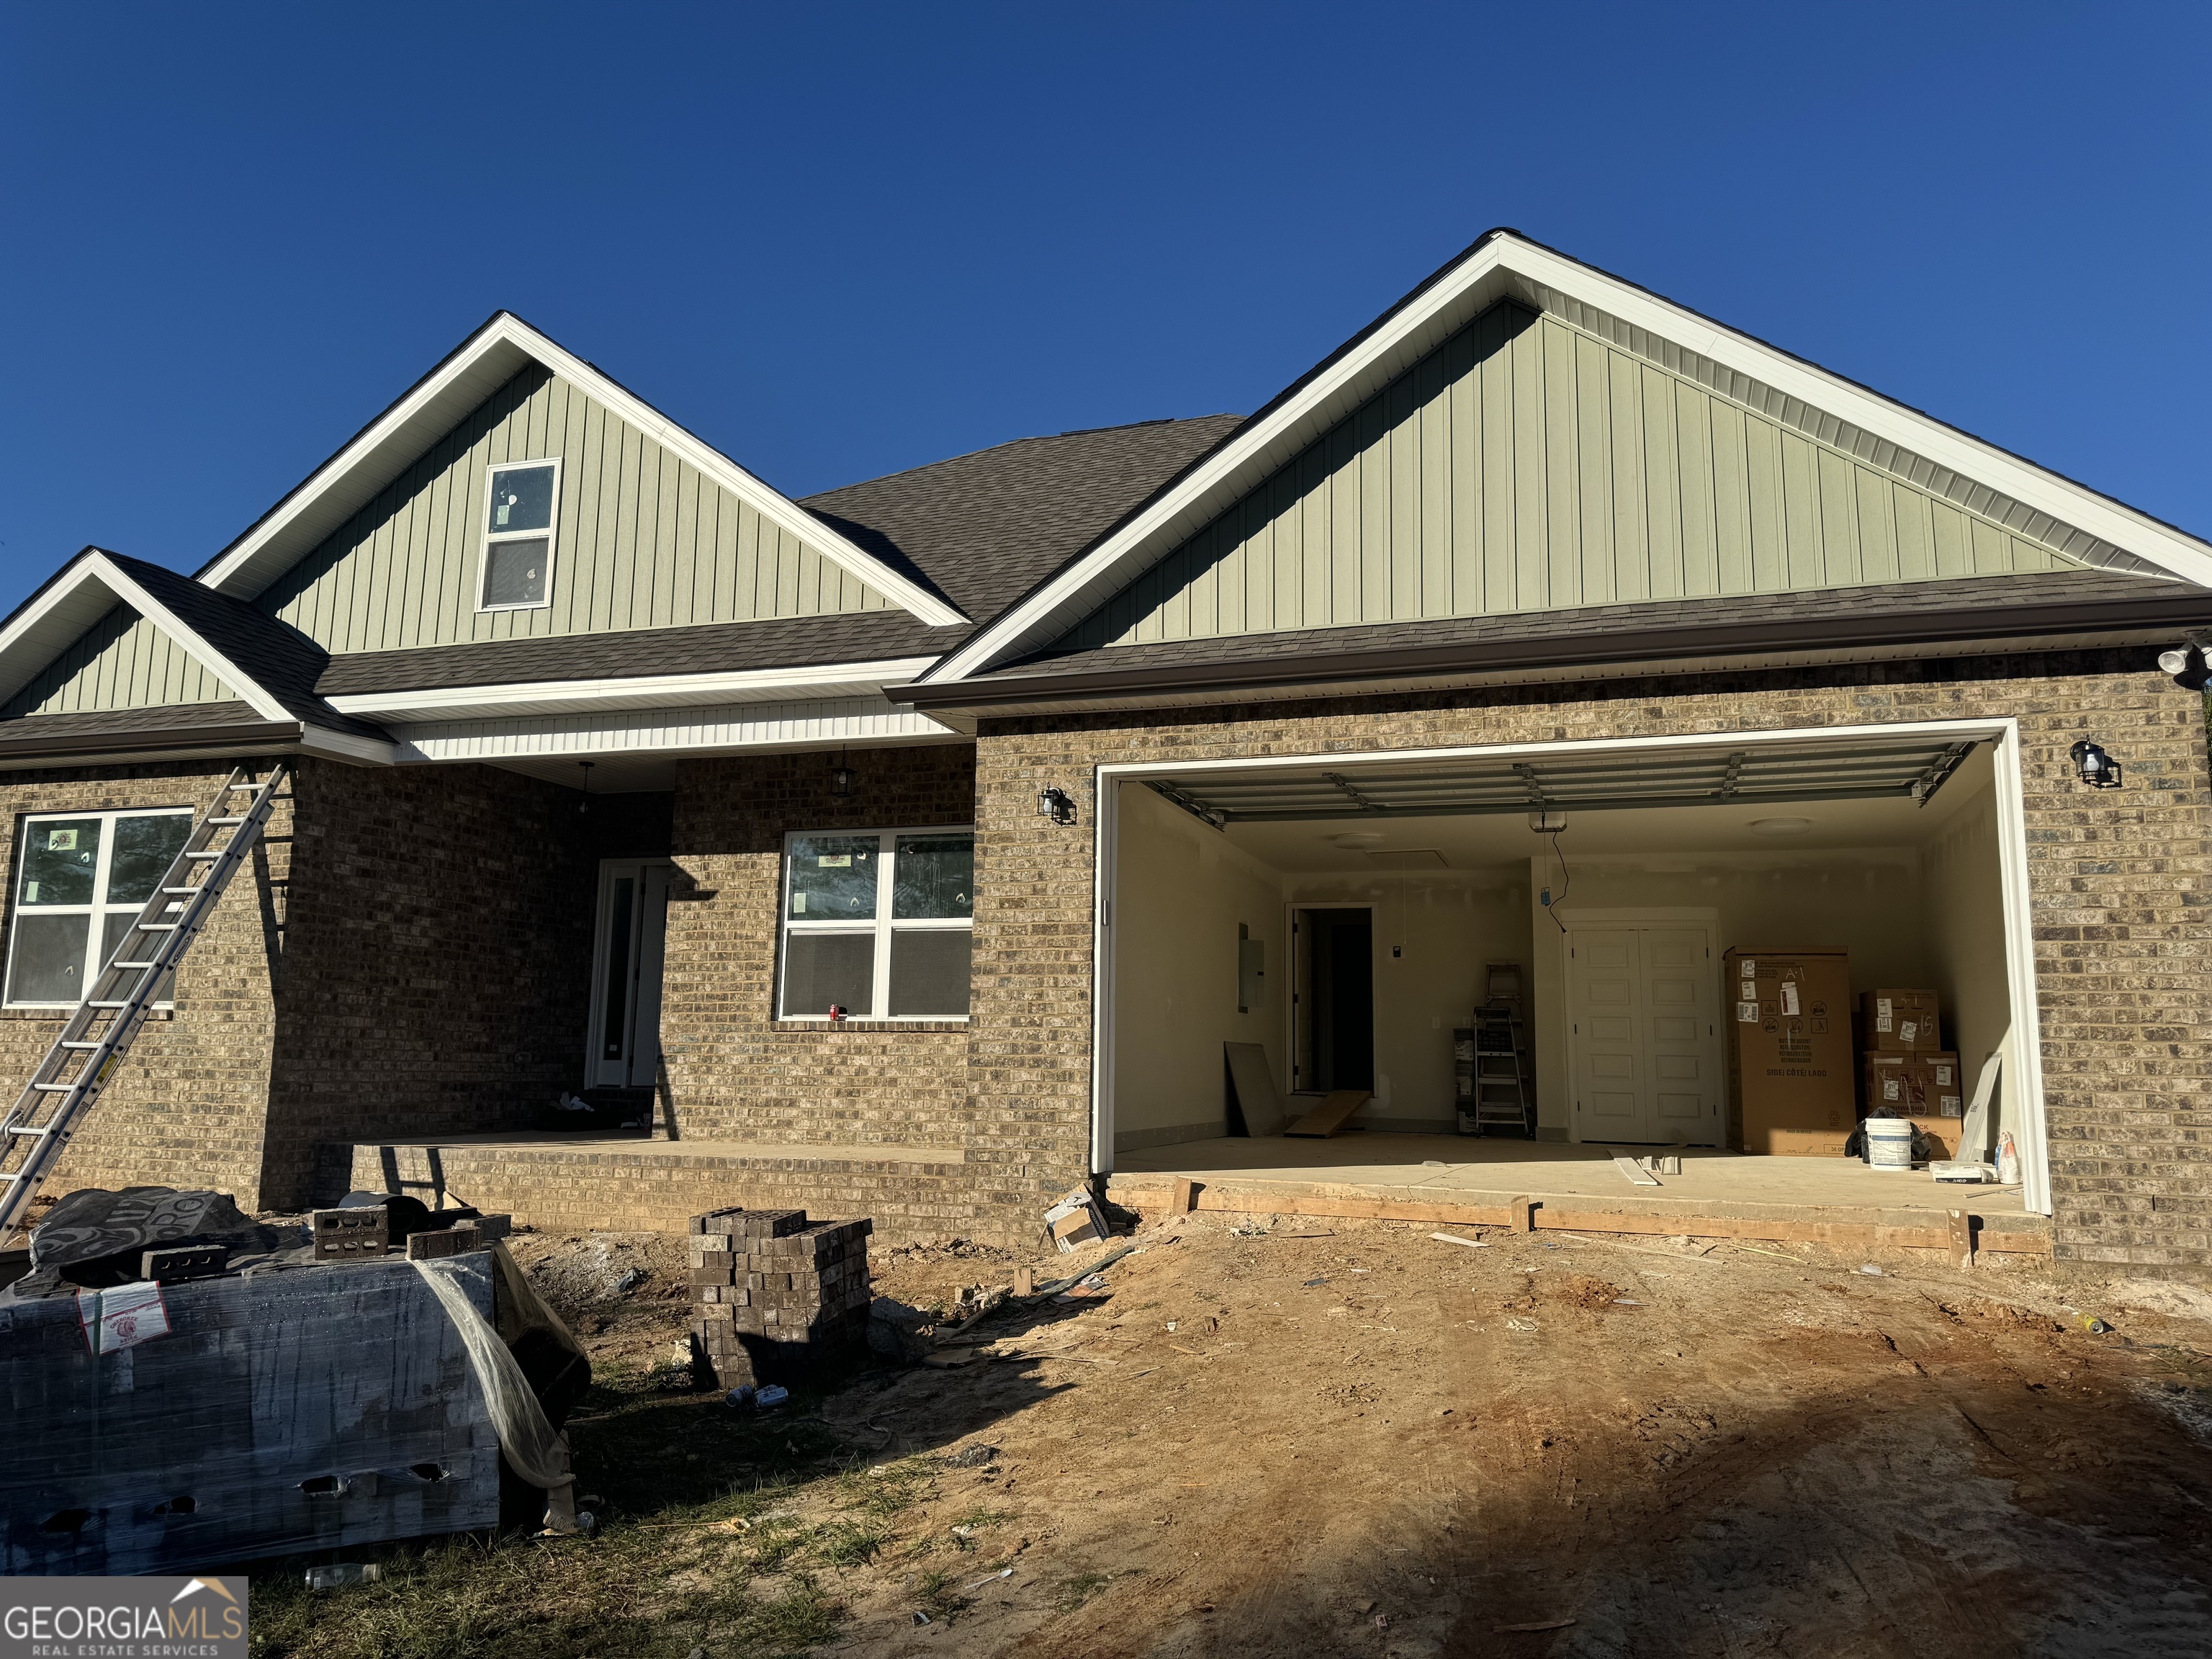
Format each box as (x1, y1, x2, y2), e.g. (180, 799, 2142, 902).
(1569, 923, 1719, 1144)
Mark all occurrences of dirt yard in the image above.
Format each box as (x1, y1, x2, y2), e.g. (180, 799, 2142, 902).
(251, 1215, 2212, 1658)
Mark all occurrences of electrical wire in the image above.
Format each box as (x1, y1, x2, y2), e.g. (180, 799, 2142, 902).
(1547, 825, 1570, 933)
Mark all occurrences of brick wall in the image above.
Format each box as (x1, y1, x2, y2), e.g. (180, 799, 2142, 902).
(971, 649, 2212, 1272)
(660, 745, 976, 1151)
(0, 760, 287, 1208)
(260, 759, 607, 1207)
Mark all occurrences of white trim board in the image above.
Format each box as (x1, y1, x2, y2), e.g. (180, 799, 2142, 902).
(197, 313, 968, 628)
(930, 231, 2212, 681)
(0, 549, 290, 723)
(326, 655, 943, 722)
(388, 695, 962, 765)
(1089, 716, 2052, 1214)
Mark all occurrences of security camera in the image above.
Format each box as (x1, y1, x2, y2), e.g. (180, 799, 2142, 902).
(2157, 644, 2211, 691)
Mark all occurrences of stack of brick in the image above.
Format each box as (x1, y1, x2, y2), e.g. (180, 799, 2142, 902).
(688, 1205, 873, 1388)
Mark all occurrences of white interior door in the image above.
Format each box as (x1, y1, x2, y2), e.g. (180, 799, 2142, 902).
(1568, 922, 1720, 1145)
(590, 859, 673, 1089)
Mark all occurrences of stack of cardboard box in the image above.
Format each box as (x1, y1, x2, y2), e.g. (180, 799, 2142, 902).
(688, 1205, 873, 1388)
(1861, 989, 1963, 1159)
(1723, 948, 1855, 1156)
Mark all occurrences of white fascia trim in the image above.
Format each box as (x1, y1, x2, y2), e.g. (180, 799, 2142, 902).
(297, 724, 399, 766)
(935, 233, 2212, 680)
(323, 655, 944, 719)
(388, 696, 960, 764)
(0, 553, 293, 722)
(200, 315, 968, 627)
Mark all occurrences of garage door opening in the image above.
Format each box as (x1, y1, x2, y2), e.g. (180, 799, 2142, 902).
(1097, 724, 2048, 1221)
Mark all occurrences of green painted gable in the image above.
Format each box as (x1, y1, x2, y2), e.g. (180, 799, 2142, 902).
(1060, 304, 2108, 651)
(258, 365, 894, 655)
(2, 605, 235, 719)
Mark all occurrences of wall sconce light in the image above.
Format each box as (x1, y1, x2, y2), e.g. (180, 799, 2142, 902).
(2069, 739, 2124, 789)
(831, 763, 855, 797)
(2157, 643, 2211, 691)
(577, 759, 594, 814)
(1037, 786, 1078, 826)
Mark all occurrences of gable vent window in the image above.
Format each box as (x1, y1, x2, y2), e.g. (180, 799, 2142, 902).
(6, 809, 193, 1008)
(478, 458, 561, 611)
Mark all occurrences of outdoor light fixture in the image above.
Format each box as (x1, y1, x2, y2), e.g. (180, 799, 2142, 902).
(1037, 786, 1078, 825)
(830, 747, 854, 797)
(577, 760, 594, 814)
(2158, 643, 2212, 691)
(2070, 739, 2124, 789)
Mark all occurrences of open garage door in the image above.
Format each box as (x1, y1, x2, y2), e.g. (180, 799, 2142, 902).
(1096, 721, 2049, 1218)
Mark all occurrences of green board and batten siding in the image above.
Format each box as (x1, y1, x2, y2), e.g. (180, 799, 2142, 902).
(2, 607, 234, 719)
(1062, 305, 2098, 650)
(258, 365, 893, 655)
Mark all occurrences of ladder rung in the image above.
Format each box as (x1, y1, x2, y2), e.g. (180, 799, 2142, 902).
(162, 886, 202, 894)
(111, 962, 156, 971)
(31, 1082, 76, 1092)
(6, 1123, 51, 1136)
(138, 925, 177, 932)
(207, 817, 247, 825)
(86, 1000, 132, 1009)
(59, 1041, 102, 1051)
(184, 851, 224, 860)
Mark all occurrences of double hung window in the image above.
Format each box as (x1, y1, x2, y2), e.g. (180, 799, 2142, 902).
(778, 829, 973, 1020)
(5, 809, 193, 1007)
(478, 458, 561, 611)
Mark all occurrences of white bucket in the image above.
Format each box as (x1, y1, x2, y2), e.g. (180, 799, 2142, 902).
(1865, 1118, 1915, 1169)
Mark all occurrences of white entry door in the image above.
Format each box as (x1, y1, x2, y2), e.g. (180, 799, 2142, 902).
(1566, 923, 1720, 1144)
(589, 859, 673, 1089)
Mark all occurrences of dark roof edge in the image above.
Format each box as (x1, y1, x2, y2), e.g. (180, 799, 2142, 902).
(0, 718, 305, 765)
(889, 587, 2211, 710)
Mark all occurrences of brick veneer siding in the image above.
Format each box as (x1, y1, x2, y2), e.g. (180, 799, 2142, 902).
(258, 758, 604, 1207)
(660, 745, 976, 1150)
(968, 649, 2212, 1272)
(0, 760, 288, 1207)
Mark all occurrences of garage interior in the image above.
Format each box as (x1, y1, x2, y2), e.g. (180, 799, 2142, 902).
(1104, 731, 2038, 1219)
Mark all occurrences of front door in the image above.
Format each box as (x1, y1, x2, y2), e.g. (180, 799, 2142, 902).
(1567, 924, 1719, 1144)
(590, 859, 673, 1089)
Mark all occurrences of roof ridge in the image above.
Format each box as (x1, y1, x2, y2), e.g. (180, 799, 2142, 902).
(800, 413, 1245, 503)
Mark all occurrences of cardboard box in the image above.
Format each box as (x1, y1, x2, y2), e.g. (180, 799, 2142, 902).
(1725, 948, 1855, 1156)
(1863, 1051, 1964, 1159)
(1862, 989, 1941, 1052)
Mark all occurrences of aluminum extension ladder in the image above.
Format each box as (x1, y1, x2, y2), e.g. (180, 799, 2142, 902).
(0, 761, 290, 1239)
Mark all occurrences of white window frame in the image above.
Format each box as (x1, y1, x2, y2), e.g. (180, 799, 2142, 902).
(778, 825, 974, 1022)
(5, 806, 194, 1010)
(477, 456, 562, 613)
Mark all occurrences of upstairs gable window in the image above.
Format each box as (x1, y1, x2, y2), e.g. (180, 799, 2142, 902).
(479, 458, 561, 611)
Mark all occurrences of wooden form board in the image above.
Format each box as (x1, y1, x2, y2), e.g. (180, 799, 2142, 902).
(1285, 1089, 1372, 1138)
(1223, 1043, 1286, 1137)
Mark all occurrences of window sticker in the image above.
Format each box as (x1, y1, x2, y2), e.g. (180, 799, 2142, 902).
(47, 829, 76, 851)
(818, 854, 852, 868)
(793, 893, 806, 913)
(23, 883, 35, 903)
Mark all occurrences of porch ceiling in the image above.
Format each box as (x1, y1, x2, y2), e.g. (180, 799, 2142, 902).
(1143, 733, 1979, 827)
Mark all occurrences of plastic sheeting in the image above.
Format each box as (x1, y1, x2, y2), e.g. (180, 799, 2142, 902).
(411, 1244, 572, 1493)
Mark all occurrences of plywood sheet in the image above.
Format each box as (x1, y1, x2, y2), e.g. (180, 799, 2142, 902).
(1223, 1043, 1285, 1138)
(1285, 1089, 1371, 1138)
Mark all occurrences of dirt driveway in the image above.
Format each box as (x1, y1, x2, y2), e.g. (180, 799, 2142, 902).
(256, 1216, 2212, 1658)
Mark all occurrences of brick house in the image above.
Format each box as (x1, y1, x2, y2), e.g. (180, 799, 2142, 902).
(3, 231, 2208, 1267)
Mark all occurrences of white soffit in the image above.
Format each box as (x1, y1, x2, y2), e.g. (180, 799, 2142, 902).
(324, 655, 943, 722)
(0, 550, 291, 723)
(197, 314, 968, 627)
(930, 232, 2212, 680)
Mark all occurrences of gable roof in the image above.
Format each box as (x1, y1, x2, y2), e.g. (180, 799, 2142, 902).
(799, 415, 1244, 626)
(194, 312, 968, 628)
(0, 549, 391, 751)
(922, 230, 2212, 683)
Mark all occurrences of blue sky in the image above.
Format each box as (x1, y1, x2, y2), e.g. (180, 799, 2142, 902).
(2, 3, 2208, 611)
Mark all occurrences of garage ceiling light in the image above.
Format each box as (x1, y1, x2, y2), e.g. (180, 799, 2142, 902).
(1143, 736, 1979, 828)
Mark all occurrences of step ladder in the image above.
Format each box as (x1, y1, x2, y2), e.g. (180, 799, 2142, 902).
(0, 761, 290, 1240)
(1460, 1005, 1536, 1136)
